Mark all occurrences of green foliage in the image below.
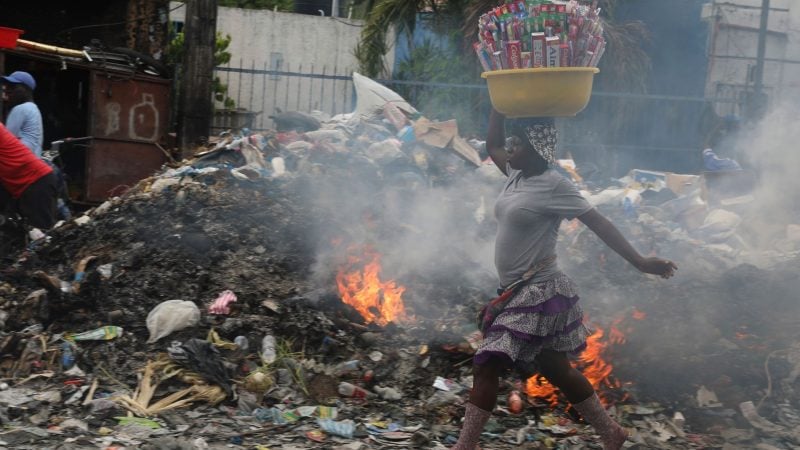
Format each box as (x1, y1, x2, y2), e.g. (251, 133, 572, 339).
(355, 0, 653, 137)
(355, 0, 431, 77)
(394, 42, 484, 134)
(168, 31, 236, 109)
(598, 21, 651, 93)
(356, 1, 485, 132)
(213, 33, 233, 67)
(218, 0, 294, 10)
(356, 0, 486, 77)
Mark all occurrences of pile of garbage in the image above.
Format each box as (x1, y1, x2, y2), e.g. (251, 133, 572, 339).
(0, 72, 798, 449)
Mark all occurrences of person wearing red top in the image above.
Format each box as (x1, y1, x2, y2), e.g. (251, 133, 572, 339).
(0, 122, 57, 229)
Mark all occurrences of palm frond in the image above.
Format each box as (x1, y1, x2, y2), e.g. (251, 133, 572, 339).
(601, 20, 651, 92)
(462, 0, 496, 52)
(355, 0, 428, 77)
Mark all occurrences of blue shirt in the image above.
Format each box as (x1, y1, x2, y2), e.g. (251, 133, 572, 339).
(5, 102, 43, 157)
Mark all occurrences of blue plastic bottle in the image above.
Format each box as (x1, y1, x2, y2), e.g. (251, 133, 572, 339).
(62, 342, 75, 369)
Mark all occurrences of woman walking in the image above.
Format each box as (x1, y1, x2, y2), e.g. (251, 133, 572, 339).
(452, 109, 677, 450)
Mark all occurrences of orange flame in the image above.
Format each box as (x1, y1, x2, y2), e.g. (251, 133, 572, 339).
(525, 377, 559, 407)
(609, 315, 627, 346)
(579, 328, 620, 392)
(525, 326, 621, 406)
(336, 247, 407, 326)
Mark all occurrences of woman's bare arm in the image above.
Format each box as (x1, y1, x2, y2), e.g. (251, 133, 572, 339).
(487, 109, 508, 175)
(578, 208, 677, 278)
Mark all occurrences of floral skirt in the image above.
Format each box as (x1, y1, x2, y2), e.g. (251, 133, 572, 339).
(474, 273, 590, 377)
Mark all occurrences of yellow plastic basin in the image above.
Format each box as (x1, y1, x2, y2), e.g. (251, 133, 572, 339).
(481, 67, 600, 118)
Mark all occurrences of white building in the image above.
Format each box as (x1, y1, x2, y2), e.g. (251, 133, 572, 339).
(702, 0, 800, 116)
(170, 2, 396, 130)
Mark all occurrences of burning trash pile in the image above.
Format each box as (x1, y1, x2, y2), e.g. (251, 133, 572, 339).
(0, 72, 798, 449)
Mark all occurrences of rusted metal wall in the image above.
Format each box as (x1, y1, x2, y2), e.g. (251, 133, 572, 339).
(87, 71, 170, 202)
(126, 0, 170, 60)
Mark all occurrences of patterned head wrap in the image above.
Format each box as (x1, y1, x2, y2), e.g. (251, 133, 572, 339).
(506, 118, 558, 165)
(524, 123, 557, 165)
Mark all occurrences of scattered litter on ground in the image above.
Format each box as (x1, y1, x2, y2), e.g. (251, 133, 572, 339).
(0, 73, 797, 449)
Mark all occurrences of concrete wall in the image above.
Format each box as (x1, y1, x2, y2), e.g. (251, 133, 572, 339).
(170, 2, 396, 130)
(702, 0, 800, 116)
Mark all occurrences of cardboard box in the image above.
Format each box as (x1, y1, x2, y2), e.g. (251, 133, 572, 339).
(666, 173, 701, 196)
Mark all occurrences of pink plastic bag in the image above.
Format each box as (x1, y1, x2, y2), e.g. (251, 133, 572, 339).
(208, 290, 237, 315)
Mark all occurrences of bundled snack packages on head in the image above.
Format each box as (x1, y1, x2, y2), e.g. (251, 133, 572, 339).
(474, 0, 606, 71)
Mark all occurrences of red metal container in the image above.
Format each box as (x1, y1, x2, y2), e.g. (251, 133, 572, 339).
(0, 27, 23, 49)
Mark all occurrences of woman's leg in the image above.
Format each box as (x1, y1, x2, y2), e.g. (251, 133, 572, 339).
(536, 349, 593, 403)
(470, 358, 504, 410)
(451, 358, 504, 450)
(536, 349, 627, 450)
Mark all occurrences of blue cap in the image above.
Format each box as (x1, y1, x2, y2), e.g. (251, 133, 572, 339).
(1, 71, 35, 90)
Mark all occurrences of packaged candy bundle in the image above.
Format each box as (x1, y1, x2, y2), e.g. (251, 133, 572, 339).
(474, 0, 605, 72)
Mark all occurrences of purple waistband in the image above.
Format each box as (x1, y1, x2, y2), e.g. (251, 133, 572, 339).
(474, 341, 588, 367)
(485, 317, 584, 342)
(501, 294, 579, 316)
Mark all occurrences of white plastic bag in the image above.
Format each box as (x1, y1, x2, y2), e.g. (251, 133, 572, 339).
(351, 72, 417, 122)
(697, 208, 742, 241)
(146, 300, 201, 343)
(699, 209, 742, 234)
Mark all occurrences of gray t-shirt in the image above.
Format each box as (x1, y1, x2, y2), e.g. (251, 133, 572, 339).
(5, 102, 43, 157)
(494, 167, 593, 287)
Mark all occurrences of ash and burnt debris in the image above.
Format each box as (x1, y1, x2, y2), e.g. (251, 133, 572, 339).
(0, 76, 797, 449)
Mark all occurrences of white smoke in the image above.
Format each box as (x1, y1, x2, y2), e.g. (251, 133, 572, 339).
(737, 97, 800, 251)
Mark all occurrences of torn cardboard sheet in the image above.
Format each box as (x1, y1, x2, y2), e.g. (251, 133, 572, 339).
(411, 118, 481, 167)
(413, 118, 457, 149)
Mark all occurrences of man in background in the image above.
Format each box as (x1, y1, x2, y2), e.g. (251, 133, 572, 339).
(0, 122, 56, 230)
(2, 71, 72, 220)
(2, 71, 43, 157)
(702, 113, 744, 171)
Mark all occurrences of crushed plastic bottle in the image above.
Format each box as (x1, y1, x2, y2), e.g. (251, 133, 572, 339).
(62, 341, 75, 369)
(337, 382, 372, 399)
(334, 360, 360, 376)
(261, 335, 277, 364)
(317, 419, 355, 439)
(234, 335, 249, 351)
(71, 326, 123, 341)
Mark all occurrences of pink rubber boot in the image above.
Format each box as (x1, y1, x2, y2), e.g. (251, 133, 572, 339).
(572, 393, 628, 450)
(450, 403, 491, 450)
